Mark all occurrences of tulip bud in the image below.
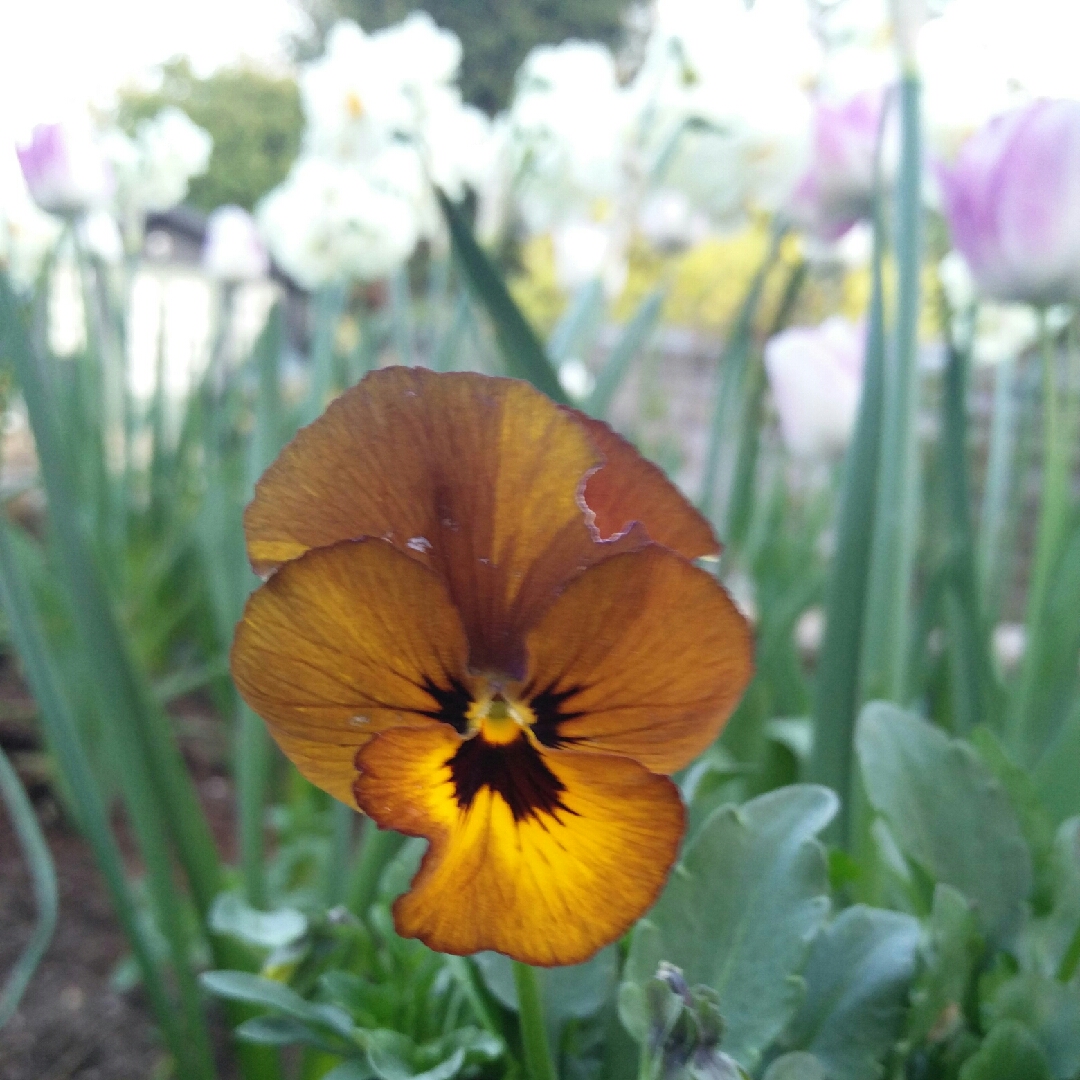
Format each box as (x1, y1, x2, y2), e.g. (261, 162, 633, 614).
(16, 121, 113, 216)
(789, 92, 886, 242)
(940, 99, 1080, 307)
(764, 317, 864, 458)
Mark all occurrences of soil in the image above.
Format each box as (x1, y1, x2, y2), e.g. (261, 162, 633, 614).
(0, 668, 239, 1080)
(0, 806, 165, 1080)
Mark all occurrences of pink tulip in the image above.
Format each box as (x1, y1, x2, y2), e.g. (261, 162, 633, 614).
(940, 99, 1080, 305)
(790, 90, 884, 241)
(16, 122, 113, 215)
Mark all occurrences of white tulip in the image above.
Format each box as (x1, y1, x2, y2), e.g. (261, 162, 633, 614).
(764, 316, 864, 458)
(203, 205, 269, 281)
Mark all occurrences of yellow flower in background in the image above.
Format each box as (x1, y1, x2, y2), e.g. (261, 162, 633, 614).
(232, 368, 753, 965)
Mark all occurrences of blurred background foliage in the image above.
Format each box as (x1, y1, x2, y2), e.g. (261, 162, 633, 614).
(118, 59, 304, 211)
(294, 0, 633, 111)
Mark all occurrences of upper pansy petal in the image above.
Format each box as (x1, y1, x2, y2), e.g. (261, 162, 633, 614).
(244, 367, 606, 673)
(231, 538, 473, 806)
(354, 724, 684, 966)
(522, 546, 753, 774)
(567, 410, 720, 559)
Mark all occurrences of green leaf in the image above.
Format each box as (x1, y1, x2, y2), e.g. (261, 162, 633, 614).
(957, 1020, 1053, 1080)
(473, 946, 617, 1040)
(366, 1030, 466, 1080)
(856, 703, 1032, 942)
(437, 191, 567, 403)
(209, 891, 307, 950)
(621, 785, 837, 1071)
(236, 1014, 352, 1056)
(321, 1064, 376, 1080)
(860, 73, 923, 704)
(907, 884, 983, 1048)
(1032, 699, 1080, 825)
(807, 200, 887, 847)
(0, 745, 57, 1027)
(1039, 817, 1080, 979)
(762, 1052, 826, 1080)
(547, 279, 605, 366)
(585, 288, 664, 419)
(778, 905, 919, 1080)
(969, 726, 1057, 911)
(986, 974, 1080, 1080)
(200, 970, 356, 1041)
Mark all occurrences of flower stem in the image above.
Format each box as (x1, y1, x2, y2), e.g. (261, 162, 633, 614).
(1012, 311, 1071, 760)
(512, 960, 558, 1080)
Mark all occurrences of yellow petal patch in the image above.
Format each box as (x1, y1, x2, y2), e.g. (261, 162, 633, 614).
(355, 724, 685, 966)
(523, 545, 754, 774)
(231, 538, 473, 807)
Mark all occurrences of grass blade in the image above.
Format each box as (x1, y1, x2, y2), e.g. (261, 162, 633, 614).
(438, 191, 568, 403)
(939, 329, 997, 733)
(586, 288, 664, 419)
(860, 74, 923, 703)
(697, 226, 785, 520)
(1, 273, 220, 1075)
(808, 210, 888, 849)
(725, 260, 808, 548)
(0, 744, 57, 1028)
(978, 356, 1020, 623)
(547, 278, 605, 366)
(0, 515, 194, 1068)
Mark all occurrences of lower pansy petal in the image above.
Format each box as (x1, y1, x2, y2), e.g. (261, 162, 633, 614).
(354, 725, 684, 966)
(231, 538, 474, 806)
(522, 545, 754, 775)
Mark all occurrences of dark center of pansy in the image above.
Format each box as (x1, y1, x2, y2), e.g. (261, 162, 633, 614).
(419, 674, 586, 823)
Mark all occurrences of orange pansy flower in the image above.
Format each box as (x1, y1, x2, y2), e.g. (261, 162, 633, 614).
(232, 367, 753, 966)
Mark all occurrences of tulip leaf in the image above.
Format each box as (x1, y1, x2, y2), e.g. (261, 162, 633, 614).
(856, 703, 1032, 943)
(586, 287, 664, 419)
(437, 191, 568, 404)
(775, 905, 920, 1080)
(621, 785, 837, 1071)
(957, 1021, 1053, 1080)
(1032, 702, 1080, 825)
(547, 278, 605, 366)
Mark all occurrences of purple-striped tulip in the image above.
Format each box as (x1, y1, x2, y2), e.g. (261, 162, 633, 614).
(790, 90, 883, 241)
(16, 122, 113, 216)
(940, 99, 1080, 305)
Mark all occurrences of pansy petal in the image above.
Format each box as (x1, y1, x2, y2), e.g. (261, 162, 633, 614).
(231, 538, 473, 806)
(355, 725, 684, 966)
(522, 546, 753, 774)
(568, 411, 721, 559)
(244, 367, 607, 673)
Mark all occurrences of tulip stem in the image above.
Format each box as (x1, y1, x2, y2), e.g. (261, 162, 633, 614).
(512, 960, 558, 1080)
(1013, 312, 1074, 759)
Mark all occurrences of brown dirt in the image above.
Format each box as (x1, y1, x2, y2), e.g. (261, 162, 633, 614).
(0, 806, 166, 1080)
(0, 668, 240, 1080)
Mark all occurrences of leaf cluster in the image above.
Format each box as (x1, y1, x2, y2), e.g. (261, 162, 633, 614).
(294, 0, 632, 113)
(117, 58, 304, 212)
